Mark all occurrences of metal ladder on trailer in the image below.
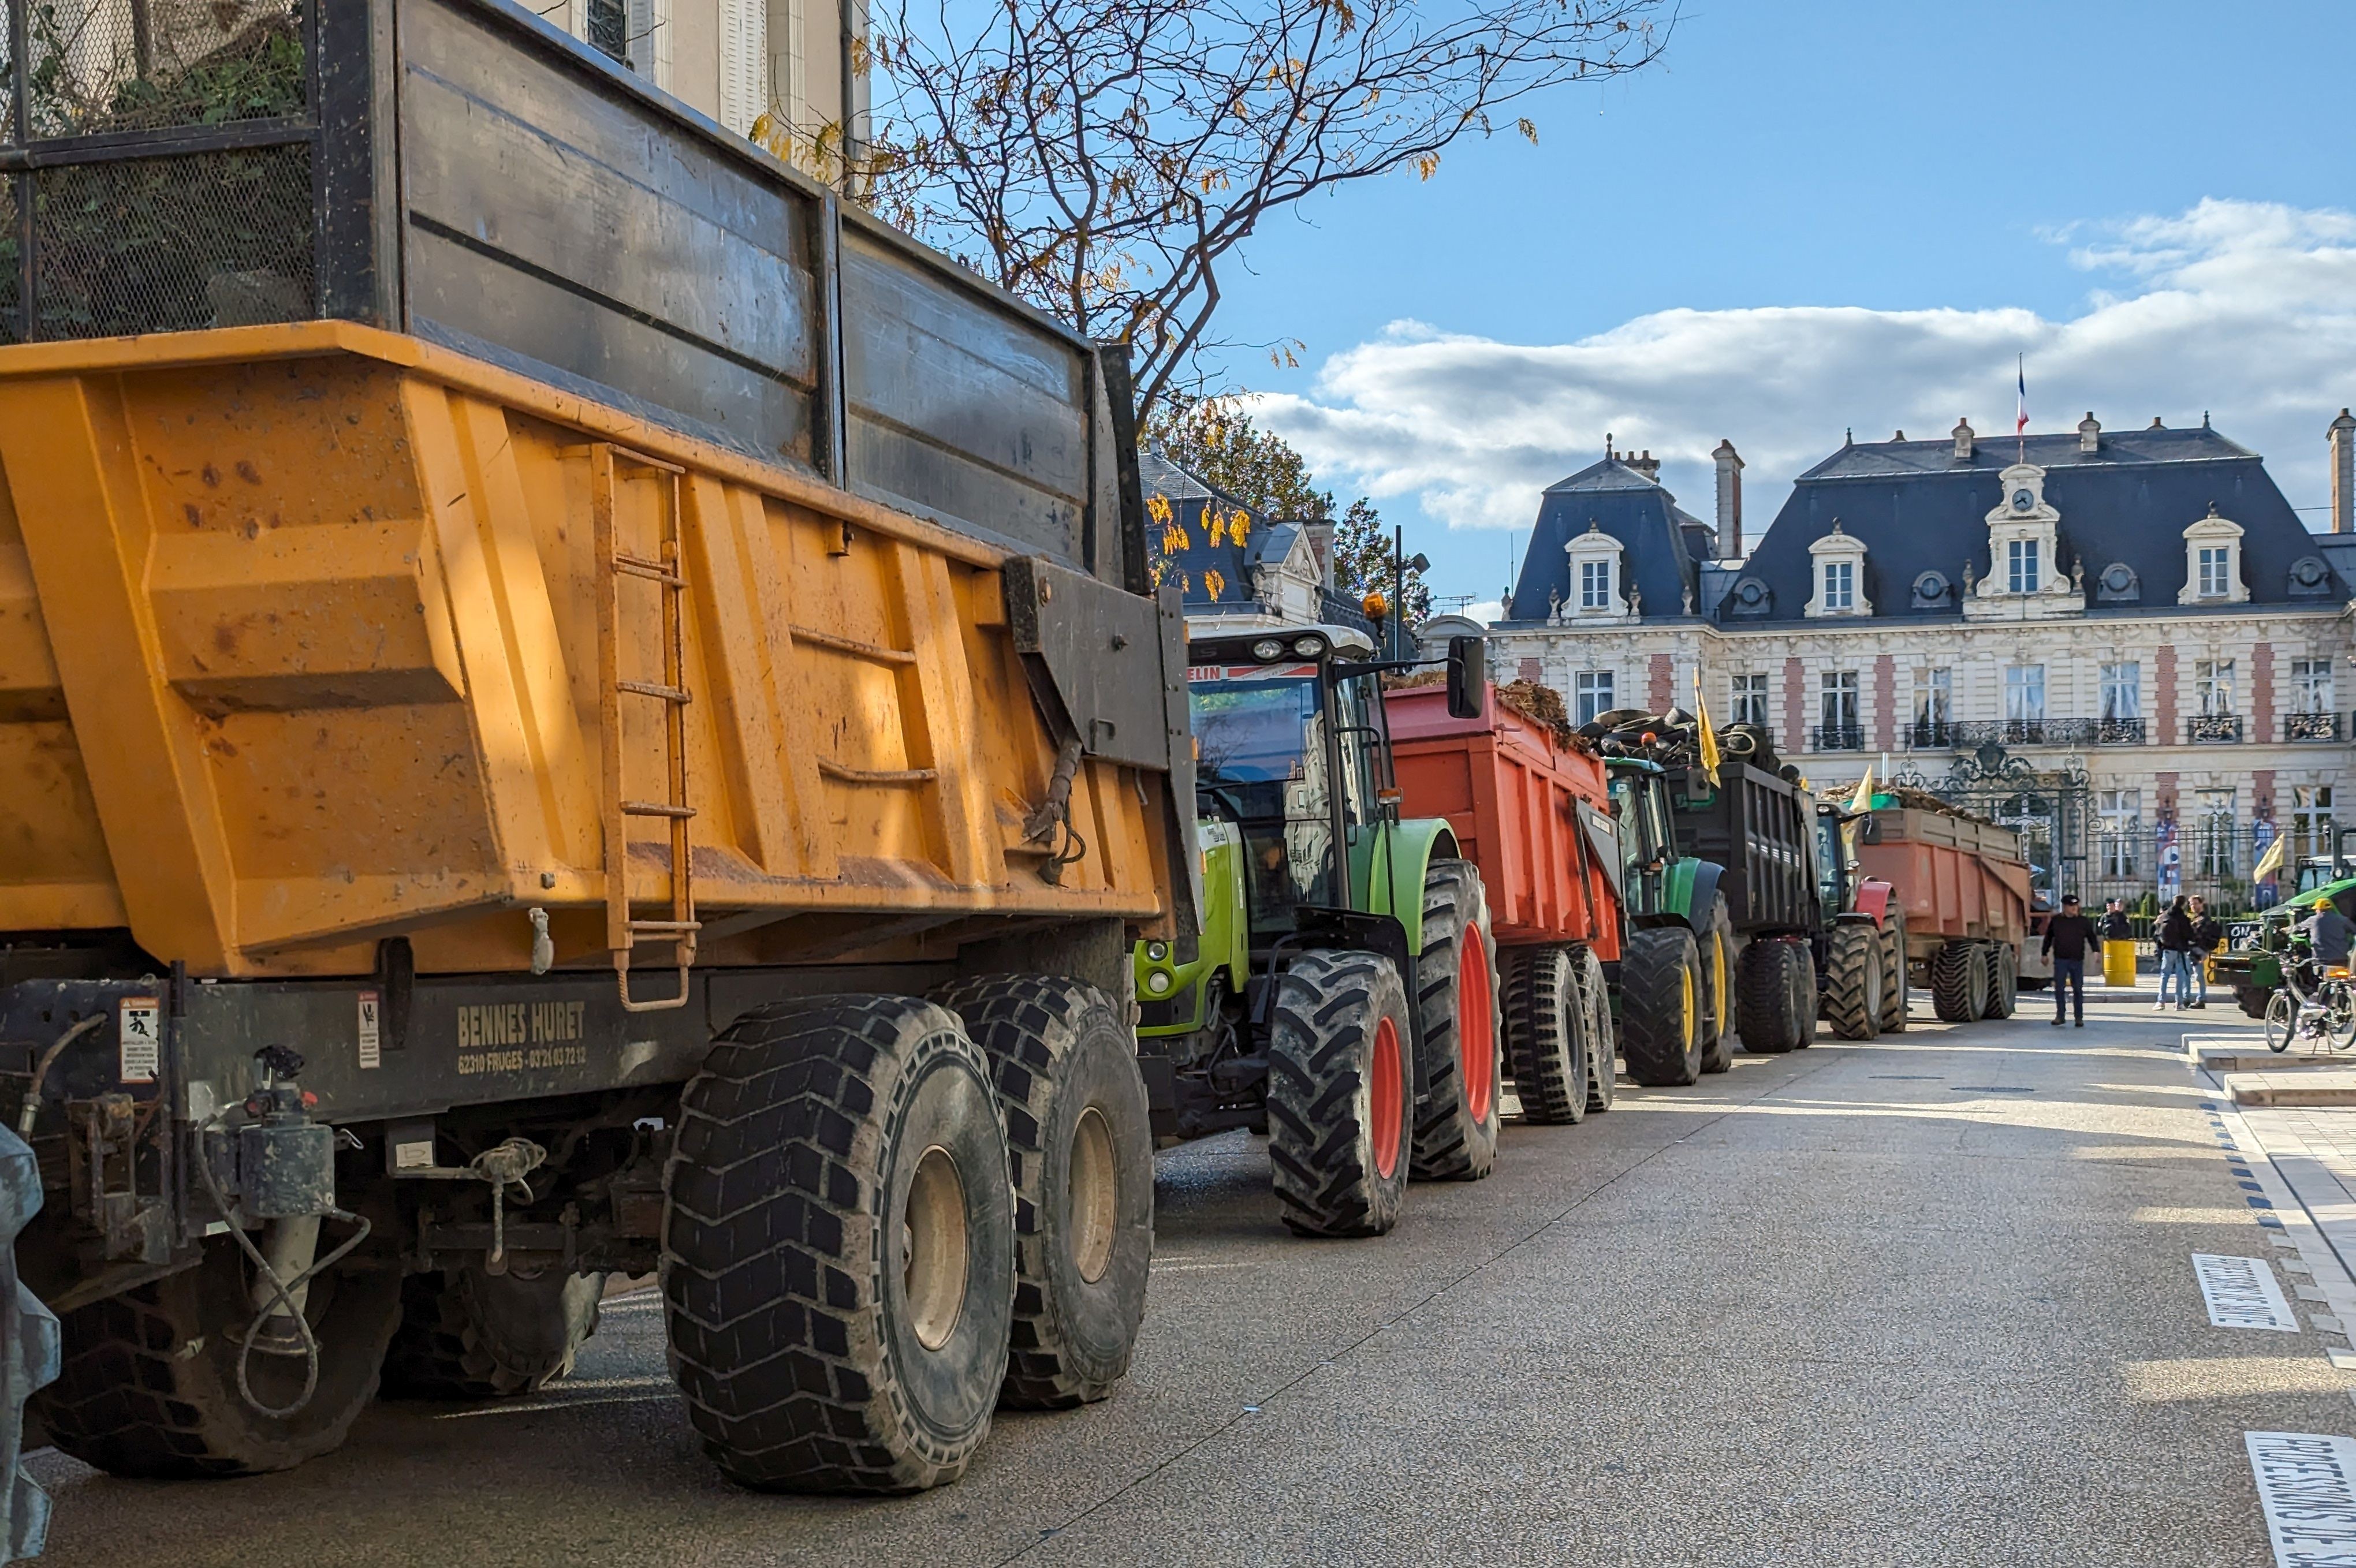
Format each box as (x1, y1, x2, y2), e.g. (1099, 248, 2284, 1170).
(587, 443, 700, 1011)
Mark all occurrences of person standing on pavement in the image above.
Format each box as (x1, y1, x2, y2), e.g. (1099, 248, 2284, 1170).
(2155, 895, 2195, 1012)
(2042, 893, 2096, 1027)
(2099, 898, 2134, 942)
(2187, 896, 2222, 1009)
(2302, 895, 2355, 969)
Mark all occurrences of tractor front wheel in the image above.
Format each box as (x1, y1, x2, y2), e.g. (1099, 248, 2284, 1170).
(1621, 927, 1705, 1087)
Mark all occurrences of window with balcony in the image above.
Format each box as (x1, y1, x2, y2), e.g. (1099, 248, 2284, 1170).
(1574, 669, 1615, 727)
(2007, 539, 2039, 595)
(2099, 789, 2141, 878)
(1817, 670, 1861, 749)
(2189, 658, 2241, 742)
(2098, 660, 2145, 743)
(1731, 673, 1768, 727)
(2292, 786, 2336, 865)
(2003, 664, 2045, 741)
(1913, 669, 1951, 746)
(2288, 659, 2340, 741)
(2196, 788, 2236, 879)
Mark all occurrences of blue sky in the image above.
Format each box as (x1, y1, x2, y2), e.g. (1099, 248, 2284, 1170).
(1216, 2, 2356, 611)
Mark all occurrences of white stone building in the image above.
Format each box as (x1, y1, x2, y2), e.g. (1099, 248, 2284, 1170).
(1483, 417, 2356, 908)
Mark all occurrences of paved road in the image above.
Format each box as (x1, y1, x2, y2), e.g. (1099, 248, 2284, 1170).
(29, 998, 2334, 1566)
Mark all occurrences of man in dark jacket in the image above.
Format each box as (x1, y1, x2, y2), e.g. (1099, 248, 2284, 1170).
(2099, 899, 2134, 942)
(2187, 896, 2223, 1009)
(2042, 894, 2097, 1027)
(2156, 897, 2195, 1011)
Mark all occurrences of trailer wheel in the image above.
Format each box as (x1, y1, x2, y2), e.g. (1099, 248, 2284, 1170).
(1879, 916, 1910, 1033)
(933, 976, 1152, 1409)
(0, 1129, 55, 1560)
(1500, 945, 1589, 1125)
(1267, 951, 1414, 1238)
(381, 1264, 605, 1401)
(35, 1229, 400, 1479)
(1789, 940, 1820, 1049)
(1621, 927, 1704, 1087)
(1982, 944, 2018, 1020)
(1410, 860, 1503, 1180)
(1698, 898, 1737, 1074)
(1576, 946, 1618, 1112)
(1930, 941, 1984, 1023)
(1737, 938, 1803, 1054)
(1822, 923, 1885, 1041)
(663, 996, 1012, 1492)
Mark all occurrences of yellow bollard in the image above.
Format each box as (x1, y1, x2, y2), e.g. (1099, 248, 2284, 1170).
(2102, 939, 2137, 988)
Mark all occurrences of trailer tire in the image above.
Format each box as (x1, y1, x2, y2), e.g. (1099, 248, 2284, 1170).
(1698, 898, 1737, 1074)
(1575, 946, 1617, 1112)
(1501, 945, 1589, 1125)
(1621, 927, 1705, 1087)
(1822, 923, 1885, 1041)
(381, 1264, 606, 1400)
(1880, 916, 1910, 1032)
(1737, 939, 1804, 1054)
(1410, 860, 1503, 1180)
(35, 1227, 400, 1479)
(1267, 951, 1415, 1238)
(933, 976, 1152, 1409)
(1982, 944, 2017, 1020)
(1930, 941, 1984, 1023)
(0, 1129, 55, 1558)
(663, 995, 1013, 1493)
(1790, 940, 1820, 1048)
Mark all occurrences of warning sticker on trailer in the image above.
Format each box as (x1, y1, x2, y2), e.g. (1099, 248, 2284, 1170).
(118, 997, 161, 1084)
(358, 991, 382, 1070)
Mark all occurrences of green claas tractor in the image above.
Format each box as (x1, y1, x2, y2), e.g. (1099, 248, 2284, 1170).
(1134, 620, 1504, 1237)
(1600, 749, 1738, 1084)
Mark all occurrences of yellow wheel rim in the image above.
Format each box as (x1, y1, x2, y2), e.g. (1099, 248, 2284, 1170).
(1712, 938, 1728, 1032)
(1681, 964, 1697, 1047)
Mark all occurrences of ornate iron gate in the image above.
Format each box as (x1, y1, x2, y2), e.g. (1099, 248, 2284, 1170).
(1889, 741, 2090, 906)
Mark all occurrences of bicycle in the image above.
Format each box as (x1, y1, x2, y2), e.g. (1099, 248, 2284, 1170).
(2266, 953, 2356, 1054)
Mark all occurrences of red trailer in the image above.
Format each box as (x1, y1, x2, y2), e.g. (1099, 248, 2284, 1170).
(1384, 682, 1626, 1122)
(1855, 804, 2033, 1023)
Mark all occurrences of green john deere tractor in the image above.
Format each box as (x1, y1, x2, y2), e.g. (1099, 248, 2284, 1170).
(1133, 619, 1504, 1237)
(1601, 751, 1738, 1085)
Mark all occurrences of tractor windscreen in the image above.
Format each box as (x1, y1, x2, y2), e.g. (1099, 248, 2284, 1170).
(1814, 814, 1845, 915)
(1190, 668, 1341, 929)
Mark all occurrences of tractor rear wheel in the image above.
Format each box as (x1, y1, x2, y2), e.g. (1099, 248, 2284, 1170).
(1822, 923, 1885, 1041)
(934, 975, 1153, 1409)
(1621, 927, 1705, 1087)
(1697, 898, 1737, 1074)
(1501, 944, 1589, 1125)
(1267, 951, 1415, 1237)
(1409, 860, 1503, 1180)
(663, 995, 1013, 1492)
(1930, 942, 1983, 1023)
(1880, 915, 1910, 1033)
(1982, 944, 2018, 1020)
(1737, 938, 1805, 1054)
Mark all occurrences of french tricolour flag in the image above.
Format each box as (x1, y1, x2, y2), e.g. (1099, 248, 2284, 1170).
(2015, 358, 2028, 435)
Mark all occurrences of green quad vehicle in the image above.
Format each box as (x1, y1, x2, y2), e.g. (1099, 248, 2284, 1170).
(1598, 748, 1739, 1083)
(2215, 832, 2356, 1017)
(1132, 622, 1504, 1237)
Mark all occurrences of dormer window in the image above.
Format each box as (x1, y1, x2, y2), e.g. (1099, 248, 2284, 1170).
(1822, 560, 1854, 611)
(1966, 461, 2078, 621)
(1580, 558, 1612, 610)
(1805, 519, 1871, 618)
(1562, 520, 1631, 619)
(2007, 539, 2039, 595)
(2178, 505, 2249, 605)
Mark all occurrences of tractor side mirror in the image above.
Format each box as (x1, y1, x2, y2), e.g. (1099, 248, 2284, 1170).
(1446, 636, 1486, 719)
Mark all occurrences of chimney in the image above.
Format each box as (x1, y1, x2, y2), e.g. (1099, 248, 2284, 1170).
(1303, 518, 1337, 587)
(2333, 409, 2356, 535)
(1952, 417, 1974, 461)
(1713, 438, 1744, 558)
(1626, 449, 1661, 481)
(2079, 411, 2101, 454)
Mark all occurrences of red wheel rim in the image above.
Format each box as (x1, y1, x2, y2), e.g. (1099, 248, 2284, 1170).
(1459, 934, 1494, 1123)
(1370, 1016, 1404, 1179)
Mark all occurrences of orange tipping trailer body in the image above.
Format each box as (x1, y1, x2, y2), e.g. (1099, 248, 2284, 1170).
(1855, 806, 2032, 962)
(1382, 684, 1622, 960)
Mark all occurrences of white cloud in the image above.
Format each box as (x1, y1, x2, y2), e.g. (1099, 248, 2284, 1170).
(1252, 199, 2356, 551)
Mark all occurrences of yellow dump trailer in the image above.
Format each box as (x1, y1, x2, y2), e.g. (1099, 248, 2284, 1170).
(0, 0, 1193, 1515)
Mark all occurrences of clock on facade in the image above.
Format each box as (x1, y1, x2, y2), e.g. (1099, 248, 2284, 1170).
(2011, 488, 2034, 512)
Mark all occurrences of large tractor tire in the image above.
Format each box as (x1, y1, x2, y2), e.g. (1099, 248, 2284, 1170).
(934, 975, 1153, 1410)
(1982, 944, 2018, 1020)
(382, 1264, 606, 1400)
(1267, 950, 1415, 1238)
(1575, 945, 1618, 1112)
(36, 1228, 400, 1479)
(1621, 926, 1705, 1087)
(1410, 860, 1504, 1181)
(663, 996, 1013, 1493)
(1736, 938, 1807, 1054)
(0, 1129, 55, 1560)
(1880, 915, 1910, 1033)
(1790, 940, 1821, 1049)
(1930, 941, 1986, 1023)
(1501, 944, 1590, 1125)
(1822, 922, 1885, 1041)
(1697, 897, 1738, 1074)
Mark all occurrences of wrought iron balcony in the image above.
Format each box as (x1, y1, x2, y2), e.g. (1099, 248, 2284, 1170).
(1811, 724, 1865, 752)
(1908, 720, 1954, 749)
(2284, 710, 2343, 742)
(2093, 716, 2148, 744)
(2186, 714, 2243, 744)
(1923, 717, 2145, 749)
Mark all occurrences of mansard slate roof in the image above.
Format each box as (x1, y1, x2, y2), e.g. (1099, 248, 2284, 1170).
(1719, 423, 2347, 623)
(1501, 457, 1717, 622)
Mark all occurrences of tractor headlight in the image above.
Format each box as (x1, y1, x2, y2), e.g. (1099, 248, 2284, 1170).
(1145, 941, 1169, 962)
(1145, 969, 1174, 995)
(1292, 636, 1325, 657)
(1251, 639, 1284, 660)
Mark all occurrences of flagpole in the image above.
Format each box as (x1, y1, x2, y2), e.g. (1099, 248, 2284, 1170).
(2016, 353, 2026, 464)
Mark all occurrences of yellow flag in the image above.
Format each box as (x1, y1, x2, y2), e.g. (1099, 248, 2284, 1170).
(1691, 669, 1721, 786)
(1848, 764, 1875, 815)
(2256, 831, 2287, 882)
